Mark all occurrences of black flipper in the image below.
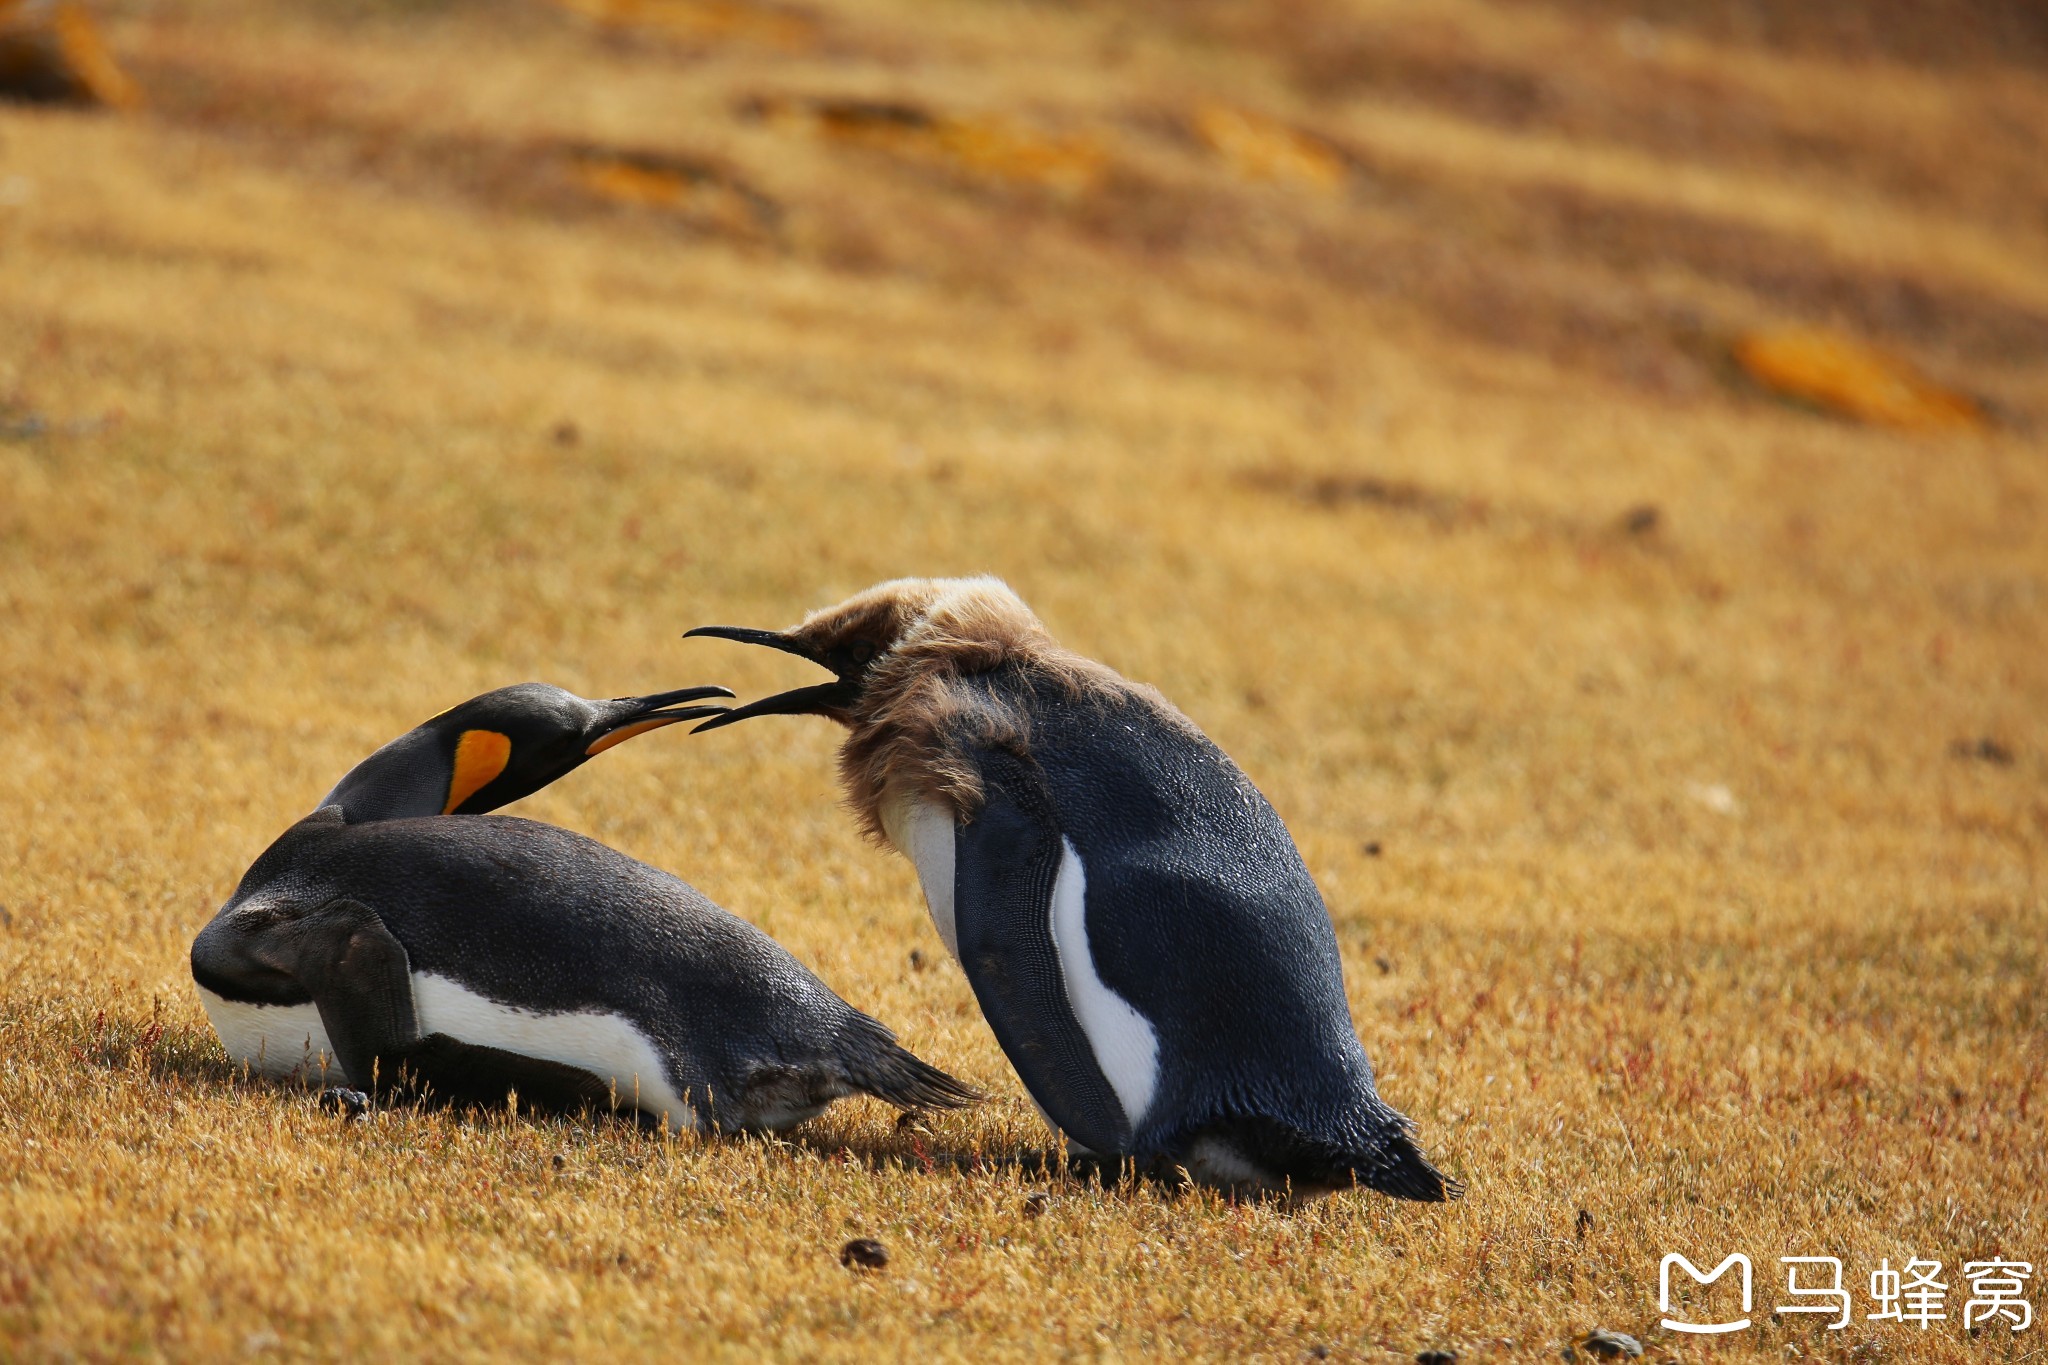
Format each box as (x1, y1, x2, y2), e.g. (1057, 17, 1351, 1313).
(285, 898, 421, 1091)
(952, 749, 1132, 1154)
(287, 898, 613, 1112)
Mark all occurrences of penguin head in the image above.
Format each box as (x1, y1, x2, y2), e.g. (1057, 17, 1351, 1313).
(319, 682, 734, 823)
(685, 577, 1046, 732)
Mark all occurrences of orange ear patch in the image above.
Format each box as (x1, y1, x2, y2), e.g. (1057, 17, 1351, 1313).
(584, 716, 679, 757)
(444, 729, 513, 813)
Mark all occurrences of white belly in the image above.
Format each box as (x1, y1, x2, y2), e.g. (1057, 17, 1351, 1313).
(880, 794, 959, 958)
(410, 974, 697, 1129)
(877, 792, 1160, 1138)
(197, 987, 342, 1083)
(197, 976, 699, 1129)
(1046, 837, 1159, 1130)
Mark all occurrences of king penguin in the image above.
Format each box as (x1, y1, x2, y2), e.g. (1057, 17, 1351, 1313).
(685, 579, 1460, 1199)
(190, 682, 977, 1131)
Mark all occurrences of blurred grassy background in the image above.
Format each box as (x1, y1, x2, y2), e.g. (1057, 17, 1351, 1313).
(1, 0, 2044, 1359)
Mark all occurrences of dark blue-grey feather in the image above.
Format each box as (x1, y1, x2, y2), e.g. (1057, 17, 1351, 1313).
(953, 753, 1133, 1154)
(949, 670, 1455, 1198)
(198, 811, 974, 1120)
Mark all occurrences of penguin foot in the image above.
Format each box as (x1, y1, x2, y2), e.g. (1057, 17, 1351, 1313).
(1060, 1152, 1149, 1188)
(372, 1034, 620, 1118)
(317, 1087, 371, 1122)
(1002, 1149, 1185, 1193)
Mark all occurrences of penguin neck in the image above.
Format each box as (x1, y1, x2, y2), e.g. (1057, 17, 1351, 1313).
(841, 647, 1125, 845)
(837, 697, 981, 846)
(317, 727, 453, 823)
(874, 787, 923, 858)
(878, 789, 960, 960)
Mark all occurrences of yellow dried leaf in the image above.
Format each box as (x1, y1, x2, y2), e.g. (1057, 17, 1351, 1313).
(929, 117, 1109, 193)
(1731, 326, 1983, 431)
(1192, 103, 1346, 192)
(573, 157, 692, 209)
(568, 151, 776, 236)
(0, 0, 142, 109)
(761, 98, 1108, 194)
(550, 0, 813, 50)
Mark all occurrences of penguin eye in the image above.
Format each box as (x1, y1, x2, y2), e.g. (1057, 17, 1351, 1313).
(824, 640, 877, 675)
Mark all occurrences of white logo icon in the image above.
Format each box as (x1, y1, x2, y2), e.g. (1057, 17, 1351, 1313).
(1660, 1253, 1753, 1335)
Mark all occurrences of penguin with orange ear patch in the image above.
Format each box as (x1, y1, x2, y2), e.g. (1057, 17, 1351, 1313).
(191, 682, 978, 1131)
(688, 578, 1460, 1200)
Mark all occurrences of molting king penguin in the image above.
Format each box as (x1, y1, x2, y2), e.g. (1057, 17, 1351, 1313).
(686, 579, 1460, 1199)
(190, 682, 977, 1131)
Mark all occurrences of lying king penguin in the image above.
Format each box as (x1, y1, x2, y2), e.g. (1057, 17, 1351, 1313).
(190, 682, 976, 1131)
(687, 578, 1460, 1200)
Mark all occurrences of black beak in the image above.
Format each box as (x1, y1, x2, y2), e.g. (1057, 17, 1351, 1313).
(682, 626, 856, 732)
(617, 683, 738, 718)
(584, 684, 736, 755)
(690, 680, 858, 732)
(682, 625, 820, 661)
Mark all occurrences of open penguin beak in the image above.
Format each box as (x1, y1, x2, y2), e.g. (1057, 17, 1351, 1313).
(583, 684, 736, 755)
(682, 626, 862, 732)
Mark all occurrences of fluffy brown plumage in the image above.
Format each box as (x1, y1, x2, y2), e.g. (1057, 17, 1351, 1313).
(765, 577, 1177, 841)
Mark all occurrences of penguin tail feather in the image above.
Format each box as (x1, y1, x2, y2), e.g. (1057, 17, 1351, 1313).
(1356, 1129, 1464, 1203)
(1198, 1114, 1463, 1202)
(836, 1016, 981, 1112)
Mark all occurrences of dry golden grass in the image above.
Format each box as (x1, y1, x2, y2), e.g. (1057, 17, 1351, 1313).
(2, 0, 2044, 1359)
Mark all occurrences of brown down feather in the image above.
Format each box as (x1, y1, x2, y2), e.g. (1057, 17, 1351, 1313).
(774, 577, 1193, 844)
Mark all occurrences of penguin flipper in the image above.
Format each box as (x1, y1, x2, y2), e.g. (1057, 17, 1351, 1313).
(952, 749, 1135, 1155)
(285, 897, 424, 1093)
(289, 899, 616, 1113)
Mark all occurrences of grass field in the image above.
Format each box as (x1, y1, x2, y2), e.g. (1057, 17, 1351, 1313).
(2, 0, 2045, 1359)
